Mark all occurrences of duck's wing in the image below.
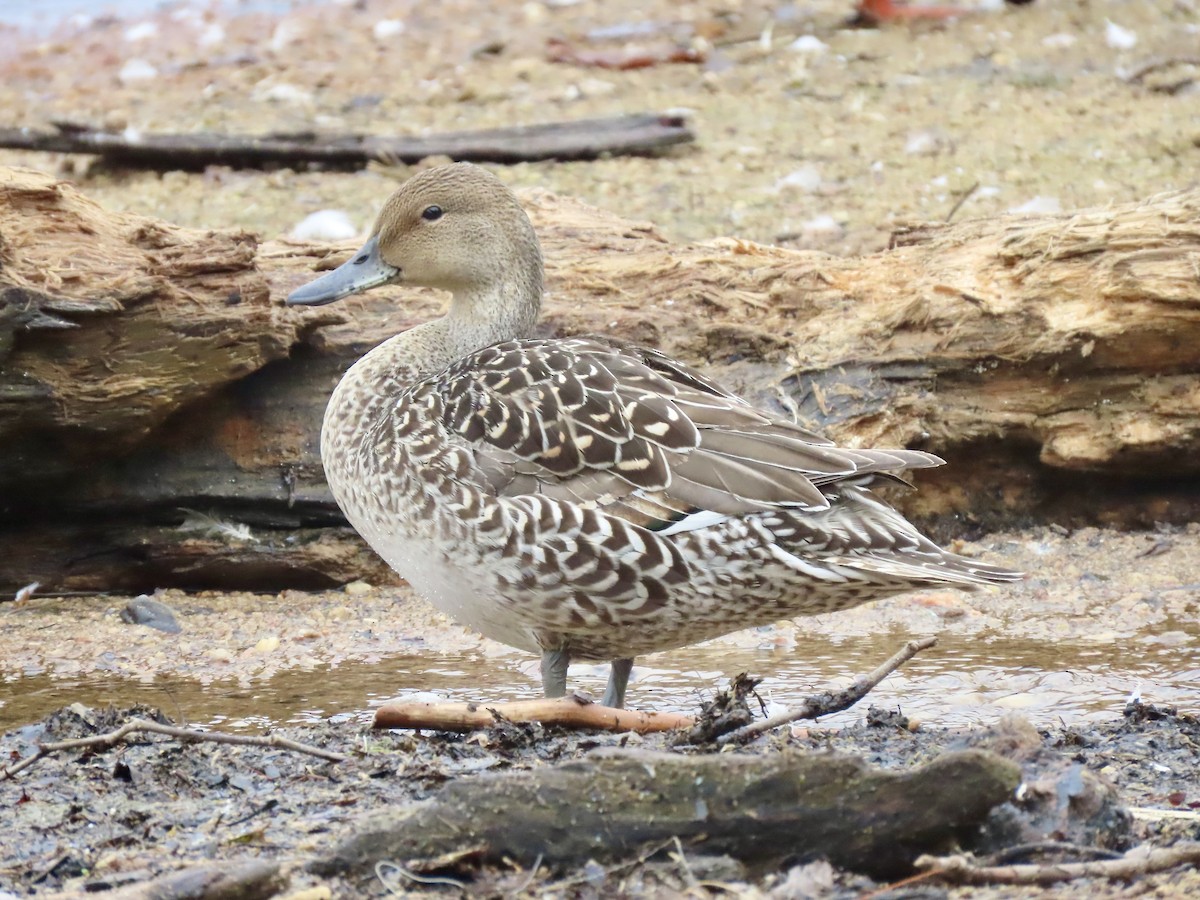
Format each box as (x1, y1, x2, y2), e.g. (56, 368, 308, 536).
(418, 336, 940, 534)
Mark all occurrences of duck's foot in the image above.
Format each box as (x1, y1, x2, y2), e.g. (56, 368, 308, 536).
(601, 658, 634, 709)
(540, 648, 570, 698)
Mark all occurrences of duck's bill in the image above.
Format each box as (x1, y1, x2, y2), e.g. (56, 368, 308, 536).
(286, 235, 400, 306)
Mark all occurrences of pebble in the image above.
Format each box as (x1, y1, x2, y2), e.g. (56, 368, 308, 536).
(118, 60, 158, 84)
(253, 82, 313, 105)
(799, 213, 843, 241)
(254, 636, 281, 654)
(1042, 32, 1077, 49)
(372, 19, 405, 40)
(290, 210, 358, 241)
(269, 19, 305, 52)
(775, 165, 822, 192)
(123, 22, 158, 42)
(1105, 21, 1137, 50)
(1008, 196, 1065, 216)
(1009, 195, 1061, 215)
(199, 24, 226, 47)
(788, 35, 828, 55)
(119, 596, 182, 634)
(278, 887, 333, 900)
(904, 128, 950, 156)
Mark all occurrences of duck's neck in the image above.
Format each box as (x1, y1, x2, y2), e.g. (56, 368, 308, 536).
(440, 278, 542, 362)
(329, 271, 543, 433)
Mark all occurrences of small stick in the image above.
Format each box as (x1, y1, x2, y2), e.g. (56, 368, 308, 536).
(1123, 57, 1200, 84)
(2, 716, 347, 778)
(716, 637, 937, 745)
(914, 842, 1200, 886)
(986, 841, 1123, 865)
(372, 695, 694, 733)
(376, 637, 935, 737)
(945, 181, 980, 223)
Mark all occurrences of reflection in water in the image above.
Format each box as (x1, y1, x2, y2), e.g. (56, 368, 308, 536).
(2, 629, 1195, 732)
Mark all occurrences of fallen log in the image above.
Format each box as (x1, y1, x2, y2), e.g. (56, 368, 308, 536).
(0, 114, 694, 170)
(3, 167, 1199, 590)
(310, 748, 1021, 880)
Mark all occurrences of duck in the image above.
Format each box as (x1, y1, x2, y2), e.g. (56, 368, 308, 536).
(288, 163, 1020, 709)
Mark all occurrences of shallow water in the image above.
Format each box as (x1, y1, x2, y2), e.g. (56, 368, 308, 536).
(4, 626, 1195, 733)
(4, 526, 1198, 733)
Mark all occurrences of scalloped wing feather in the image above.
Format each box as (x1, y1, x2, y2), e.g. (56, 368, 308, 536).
(419, 337, 943, 531)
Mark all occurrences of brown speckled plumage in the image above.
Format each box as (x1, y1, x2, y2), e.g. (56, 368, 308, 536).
(289, 163, 1020, 708)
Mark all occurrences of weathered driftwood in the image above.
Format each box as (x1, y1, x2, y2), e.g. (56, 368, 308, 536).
(310, 748, 1021, 879)
(0, 114, 693, 170)
(3, 165, 1199, 590)
(0, 166, 329, 483)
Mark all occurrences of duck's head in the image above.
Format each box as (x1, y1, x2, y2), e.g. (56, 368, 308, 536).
(287, 162, 542, 308)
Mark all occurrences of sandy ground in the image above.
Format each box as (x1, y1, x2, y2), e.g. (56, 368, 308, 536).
(1, 0, 1198, 897)
(1, 0, 1197, 251)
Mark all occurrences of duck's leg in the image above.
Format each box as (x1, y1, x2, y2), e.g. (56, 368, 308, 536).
(540, 648, 570, 698)
(601, 658, 634, 709)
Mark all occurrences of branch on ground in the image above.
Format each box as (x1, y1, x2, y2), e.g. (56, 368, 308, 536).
(915, 842, 1200, 885)
(2, 716, 347, 779)
(373, 637, 935, 741)
(0, 114, 694, 170)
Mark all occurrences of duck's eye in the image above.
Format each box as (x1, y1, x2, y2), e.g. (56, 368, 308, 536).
(421, 205, 443, 222)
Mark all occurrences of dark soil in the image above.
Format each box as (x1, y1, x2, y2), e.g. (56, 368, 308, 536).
(2, 701, 1198, 898)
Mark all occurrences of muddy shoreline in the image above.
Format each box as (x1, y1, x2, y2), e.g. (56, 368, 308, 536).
(2, 701, 1198, 897)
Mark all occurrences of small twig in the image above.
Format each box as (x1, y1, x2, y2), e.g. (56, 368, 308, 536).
(539, 838, 679, 891)
(375, 860, 466, 890)
(670, 835, 697, 887)
(1123, 56, 1200, 83)
(2, 716, 346, 778)
(945, 180, 980, 223)
(986, 841, 1123, 866)
(1129, 806, 1200, 823)
(716, 637, 937, 745)
(858, 869, 941, 900)
(915, 842, 1200, 886)
(510, 853, 545, 895)
(224, 799, 280, 829)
